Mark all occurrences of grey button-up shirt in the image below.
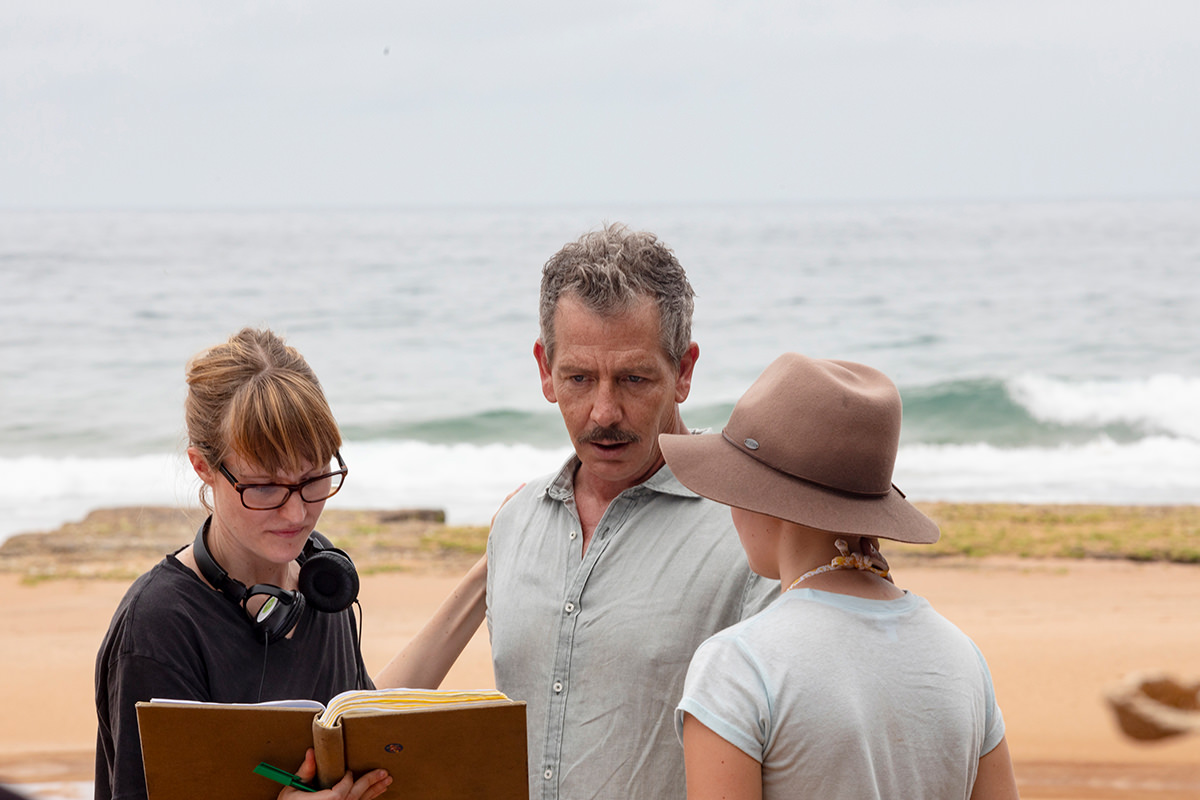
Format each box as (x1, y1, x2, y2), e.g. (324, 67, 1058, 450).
(487, 455, 775, 800)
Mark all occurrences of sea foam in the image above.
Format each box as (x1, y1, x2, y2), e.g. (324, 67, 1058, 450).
(1009, 373, 1200, 440)
(898, 435, 1200, 505)
(3, 432, 1197, 546)
(0, 443, 571, 544)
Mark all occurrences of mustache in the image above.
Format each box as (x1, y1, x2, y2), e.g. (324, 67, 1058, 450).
(577, 426, 640, 446)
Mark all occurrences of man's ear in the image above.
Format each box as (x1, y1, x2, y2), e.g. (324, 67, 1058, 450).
(187, 446, 216, 487)
(674, 341, 700, 403)
(534, 339, 557, 403)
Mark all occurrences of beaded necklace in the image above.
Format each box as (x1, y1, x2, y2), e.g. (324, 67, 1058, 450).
(785, 538, 891, 593)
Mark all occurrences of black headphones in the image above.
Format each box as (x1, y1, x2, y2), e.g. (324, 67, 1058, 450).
(192, 517, 360, 643)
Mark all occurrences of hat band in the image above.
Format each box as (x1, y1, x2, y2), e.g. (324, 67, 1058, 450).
(721, 430, 893, 499)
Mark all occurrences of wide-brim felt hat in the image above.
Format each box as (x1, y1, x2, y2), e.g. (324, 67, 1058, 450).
(659, 352, 939, 544)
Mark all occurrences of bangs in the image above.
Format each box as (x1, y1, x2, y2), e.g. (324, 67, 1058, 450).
(223, 369, 341, 476)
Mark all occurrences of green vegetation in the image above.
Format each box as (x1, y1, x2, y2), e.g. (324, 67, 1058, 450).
(420, 525, 488, 556)
(2, 504, 1197, 583)
(892, 503, 1200, 563)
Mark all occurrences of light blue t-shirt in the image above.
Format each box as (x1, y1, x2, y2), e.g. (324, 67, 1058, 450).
(677, 588, 1006, 800)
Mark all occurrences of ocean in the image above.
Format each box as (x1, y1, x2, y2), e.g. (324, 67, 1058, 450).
(2, 200, 1198, 544)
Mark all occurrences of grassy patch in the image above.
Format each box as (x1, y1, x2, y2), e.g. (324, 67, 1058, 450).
(893, 503, 1200, 563)
(420, 525, 488, 556)
(4, 504, 1198, 583)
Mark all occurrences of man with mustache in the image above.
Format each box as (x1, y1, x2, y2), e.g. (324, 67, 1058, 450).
(486, 224, 774, 800)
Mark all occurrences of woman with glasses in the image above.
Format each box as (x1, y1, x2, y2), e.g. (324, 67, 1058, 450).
(95, 328, 486, 800)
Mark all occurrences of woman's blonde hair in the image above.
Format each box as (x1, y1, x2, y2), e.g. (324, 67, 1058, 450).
(185, 327, 341, 510)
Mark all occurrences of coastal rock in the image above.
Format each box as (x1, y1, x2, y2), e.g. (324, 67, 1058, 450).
(0, 506, 482, 580)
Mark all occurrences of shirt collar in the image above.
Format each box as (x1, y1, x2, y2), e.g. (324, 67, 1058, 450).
(543, 434, 706, 503)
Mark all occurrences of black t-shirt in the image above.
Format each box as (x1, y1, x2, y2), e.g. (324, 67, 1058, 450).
(94, 549, 371, 800)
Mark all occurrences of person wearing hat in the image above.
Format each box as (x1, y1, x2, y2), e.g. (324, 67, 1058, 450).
(659, 353, 1019, 800)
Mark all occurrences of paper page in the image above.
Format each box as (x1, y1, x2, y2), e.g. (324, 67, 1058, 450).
(316, 688, 509, 727)
(150, 697, 326, 710)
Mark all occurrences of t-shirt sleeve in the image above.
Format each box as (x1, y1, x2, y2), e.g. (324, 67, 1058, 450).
(105, 650, 208, 799)
(100, 573, 213, 800)
(675, 632, 771, 763)
(974, 642, 1007, 757)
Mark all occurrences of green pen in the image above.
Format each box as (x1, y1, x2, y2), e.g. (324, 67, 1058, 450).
(254, 761, 317, 792)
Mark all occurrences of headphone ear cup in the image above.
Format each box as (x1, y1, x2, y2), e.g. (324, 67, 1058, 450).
(251, 589, 306, 643)
(298, 548, 360, 613)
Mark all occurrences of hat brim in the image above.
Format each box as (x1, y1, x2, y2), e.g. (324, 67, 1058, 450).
(660, 431, 939, 545)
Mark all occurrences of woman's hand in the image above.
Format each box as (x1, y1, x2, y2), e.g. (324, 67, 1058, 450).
(278, 749, 392, 800)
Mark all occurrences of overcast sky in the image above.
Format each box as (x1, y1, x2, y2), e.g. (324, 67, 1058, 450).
(4, 0, 1198, 209)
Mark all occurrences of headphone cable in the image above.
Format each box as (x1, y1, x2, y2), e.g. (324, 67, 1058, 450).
(257, 635, 270, 703)
(352, 599, 367, 690)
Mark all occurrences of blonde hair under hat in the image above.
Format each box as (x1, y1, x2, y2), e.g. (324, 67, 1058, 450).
(659, 352, 939, 544)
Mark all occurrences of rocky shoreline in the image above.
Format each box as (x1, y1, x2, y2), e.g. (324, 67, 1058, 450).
(0, 506, 484, 581)
(6, 502, 1198, 584)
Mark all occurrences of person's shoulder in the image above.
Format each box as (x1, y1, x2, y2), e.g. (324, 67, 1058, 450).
(646, 484, 737, 537)
(687, 607, 778, 677)
(114, 555, 181, 601)
(491, 471, 558, 524)
(649, 464, 734, 515)
(99, 557, 203, 663)
(908, 593, 988, 647)
(903, 591, 966, 631)
(110, 557, 207, 633)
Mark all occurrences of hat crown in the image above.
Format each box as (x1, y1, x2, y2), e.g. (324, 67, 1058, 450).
(722, 354, 901, 496)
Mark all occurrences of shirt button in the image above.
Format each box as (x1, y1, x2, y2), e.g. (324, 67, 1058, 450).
(553, 681, 564, 693)
(544, 768, 553, 780)
(569, 530, 578, 540)
(564, 601, 575, 614)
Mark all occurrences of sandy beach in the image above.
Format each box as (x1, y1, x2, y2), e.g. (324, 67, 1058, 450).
(1, 519, 1199, 798)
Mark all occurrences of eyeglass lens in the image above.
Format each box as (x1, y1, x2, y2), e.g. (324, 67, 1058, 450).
(240, 471, 344, 510)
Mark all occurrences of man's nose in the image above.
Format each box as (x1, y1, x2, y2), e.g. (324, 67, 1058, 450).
(590, 382, 622, 429)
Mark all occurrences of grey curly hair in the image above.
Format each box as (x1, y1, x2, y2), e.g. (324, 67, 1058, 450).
(538, 223, 695, 365)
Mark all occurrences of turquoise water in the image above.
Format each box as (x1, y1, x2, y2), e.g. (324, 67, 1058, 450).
(2, 200, 1197, 538)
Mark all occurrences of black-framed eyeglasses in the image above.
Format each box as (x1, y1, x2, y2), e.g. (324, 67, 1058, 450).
(218, 452, 348, 511)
